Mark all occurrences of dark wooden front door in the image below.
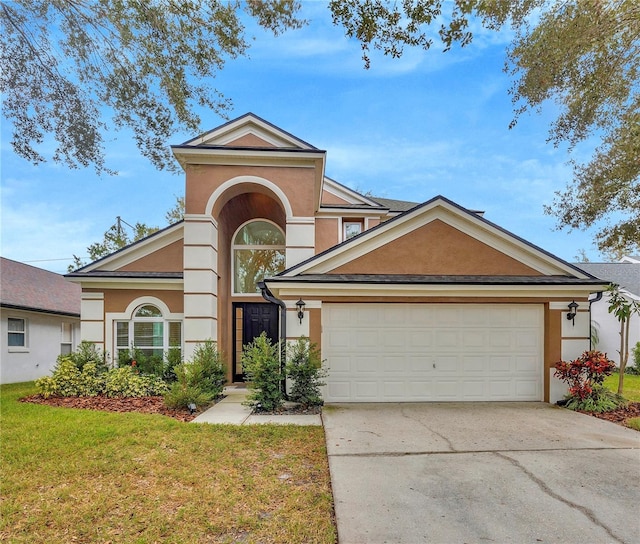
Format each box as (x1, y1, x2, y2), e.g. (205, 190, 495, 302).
(232, 302, 279, 382)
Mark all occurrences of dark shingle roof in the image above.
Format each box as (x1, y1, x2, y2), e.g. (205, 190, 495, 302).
(572, 262, 640, 295)
(370, 197, 419, 212)
(265, 274, 605, 286)
(1, 257, 80, 316)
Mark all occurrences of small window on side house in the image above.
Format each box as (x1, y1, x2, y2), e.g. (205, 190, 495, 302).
(61, 322, 73, 355)
(344, 221, 363, 240)
(8, 318, 26, 347)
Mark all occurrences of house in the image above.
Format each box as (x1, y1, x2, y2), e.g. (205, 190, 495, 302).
(573, 257, 640, 367)
(1, 258, 80, 384)
(66, 113, 606, 403)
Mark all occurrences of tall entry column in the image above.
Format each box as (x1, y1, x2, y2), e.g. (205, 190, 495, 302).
(183, 214, 218, 360)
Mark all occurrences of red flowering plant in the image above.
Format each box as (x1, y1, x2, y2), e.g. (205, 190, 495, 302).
(554, 350, 624, 412)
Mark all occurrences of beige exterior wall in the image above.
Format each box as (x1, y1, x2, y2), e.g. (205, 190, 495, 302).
(315, 218, 340, 253)
(119, 240, 183, 272)
(185, 164, 316, 217)
(330, 219, 543, 276)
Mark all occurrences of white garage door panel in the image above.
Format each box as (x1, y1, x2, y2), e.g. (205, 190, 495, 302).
(322, 304, 543, 402)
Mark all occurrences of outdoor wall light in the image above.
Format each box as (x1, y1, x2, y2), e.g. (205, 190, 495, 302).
(296, 298, 306, 324)
(566, 300, 578, 325)
(187, 402, 197, 415)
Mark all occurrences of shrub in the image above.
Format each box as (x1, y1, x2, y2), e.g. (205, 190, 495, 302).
(242, 332, 283, 412)
(554, 350, 625, 411)
(65, 341, 108, 372)
(163, 364, 214, 409)
(632, 342, 640, 374)
(189, 340, 226, 398)
(104, 367, 168, 398)
(162, 340, 225, 410)
(564, 386, 626, 413)
(286, 337, 327, 407)
(35, 358, 105, 398)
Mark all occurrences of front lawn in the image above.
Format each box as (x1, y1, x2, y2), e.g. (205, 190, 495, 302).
(603, 373, 640, 402)
(0, 382, 336, 544)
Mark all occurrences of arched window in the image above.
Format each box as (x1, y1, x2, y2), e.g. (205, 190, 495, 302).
(115, 304, 182, 363)
(232, 220, 285, 294)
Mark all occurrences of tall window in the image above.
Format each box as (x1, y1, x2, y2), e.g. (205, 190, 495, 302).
(115, 304, 181, 361)
(61, 322, 74, 355)
(8, 318, 26, 347)
(233, 220, 285, 294)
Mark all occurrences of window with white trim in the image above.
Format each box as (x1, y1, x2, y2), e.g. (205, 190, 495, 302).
(8, 317, 26, 347)
(343, 220, 363, 240)
(232, 220, 285, 294)
(61, 322, 74, 355)
(115, 304, 182, 361)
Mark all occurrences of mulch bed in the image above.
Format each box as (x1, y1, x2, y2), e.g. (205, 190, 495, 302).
(578, 401, 640, 428)
(20, 395, 198, 422)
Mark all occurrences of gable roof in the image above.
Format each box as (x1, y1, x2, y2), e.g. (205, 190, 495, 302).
(180, 113, 318, 149)
(1, 258, 80, 316)
(67, 222, 184, 274)
(278, 195, 596, 279)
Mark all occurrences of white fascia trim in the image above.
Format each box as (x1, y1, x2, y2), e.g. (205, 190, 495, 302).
(323, 177, 382, 207)
(172, 147, 324, 167)
(185, 116, 313, 149)
(184, 213, 218, 227)
(69, 278, 184, 290)
(79, 223, 184, 272)
(267, 282, 603, 299)
(287, 217, 316, 225)
(316, 208, 390, 218)
(81, 292, 104, 300)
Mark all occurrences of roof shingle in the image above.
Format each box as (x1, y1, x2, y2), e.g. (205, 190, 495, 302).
(1, 258, 81, 316)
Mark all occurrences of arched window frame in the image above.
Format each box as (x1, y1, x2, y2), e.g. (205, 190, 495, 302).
(231, 219, 286, 295)
(114, 302, 182, 364)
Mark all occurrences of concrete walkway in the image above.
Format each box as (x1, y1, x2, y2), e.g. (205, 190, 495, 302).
(192, 385, 322, 425)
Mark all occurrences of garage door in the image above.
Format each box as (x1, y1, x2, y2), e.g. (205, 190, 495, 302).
(322, 303, 543, 402)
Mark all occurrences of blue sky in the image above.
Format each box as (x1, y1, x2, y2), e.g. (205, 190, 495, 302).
(1, 2, 605, 274)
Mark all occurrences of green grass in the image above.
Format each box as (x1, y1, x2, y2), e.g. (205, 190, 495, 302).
(626, 418, 640, 431)
(0, 382, 336, 544)
(603, 373, 640, 402)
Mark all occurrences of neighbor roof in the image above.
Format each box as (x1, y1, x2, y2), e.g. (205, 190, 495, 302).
(1, 258, 80, 316)
(573, 262, 640, 295)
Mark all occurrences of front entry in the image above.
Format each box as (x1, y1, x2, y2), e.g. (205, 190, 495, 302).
(232, 302, 279, 382)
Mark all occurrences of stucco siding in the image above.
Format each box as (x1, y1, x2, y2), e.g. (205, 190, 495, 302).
(330, 219, 543, 276)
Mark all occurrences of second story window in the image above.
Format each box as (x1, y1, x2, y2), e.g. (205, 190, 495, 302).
(344, 220, 363, 241)
(233, 220, 286, 294)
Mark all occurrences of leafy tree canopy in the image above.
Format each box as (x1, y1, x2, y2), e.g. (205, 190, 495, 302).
(330, 0, 639, 256)
(1, 0, 304, 174)
(2, 1, 638, 255)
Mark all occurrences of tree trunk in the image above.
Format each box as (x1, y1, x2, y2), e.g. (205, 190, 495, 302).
(618, 318, 629, 395)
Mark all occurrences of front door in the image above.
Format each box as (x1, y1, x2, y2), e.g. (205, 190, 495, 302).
(232, 302, 279, 382)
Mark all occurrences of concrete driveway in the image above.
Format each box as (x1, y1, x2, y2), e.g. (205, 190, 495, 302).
(322, 402, 640, 544)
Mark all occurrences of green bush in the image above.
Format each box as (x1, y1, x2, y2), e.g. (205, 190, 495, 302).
(564, 385, 627, 413)
(104, 367, 168, 398)
(162, 341, 225, 410)
(633, 342, 640, 374)
(35, 358, 105, 398)
(189, 340, 226, 398)
(118, 347, 183, 381)
(286, 337, 327, 407)
(163, 364, 214, 409)
(65, 341, 108, 372)
(242, 332, 283, 412)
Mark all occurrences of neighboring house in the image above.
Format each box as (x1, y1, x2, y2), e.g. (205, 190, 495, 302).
(66, 113, 606, 403)
(1, 258, 80, 384)
(573, 257, 640, 367)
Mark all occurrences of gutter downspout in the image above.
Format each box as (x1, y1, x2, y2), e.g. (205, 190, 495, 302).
(589, 291, 604, 350)
(258, 281, 287, 395)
